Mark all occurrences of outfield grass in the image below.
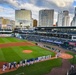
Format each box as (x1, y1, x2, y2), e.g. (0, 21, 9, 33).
(66, 52, 76, 64)
(1, 58, 62, 75)
(0, 46, 55, 62)
(0, 37, 62, 75)
(0, 37, 25, 43)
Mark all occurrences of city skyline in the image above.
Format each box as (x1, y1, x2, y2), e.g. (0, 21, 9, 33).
(0, 0, 76, 24)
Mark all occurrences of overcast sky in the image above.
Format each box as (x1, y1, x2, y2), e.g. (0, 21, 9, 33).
(0, 0, 76, 24)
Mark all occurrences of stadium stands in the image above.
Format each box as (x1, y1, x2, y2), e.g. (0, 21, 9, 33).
(17, 27, 76, 52)
(0, 29, 12, 37)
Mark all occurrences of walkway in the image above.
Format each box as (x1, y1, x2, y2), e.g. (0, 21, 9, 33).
(45, 59, 71, 75)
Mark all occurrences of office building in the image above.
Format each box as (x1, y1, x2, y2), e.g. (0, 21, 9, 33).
(39, 9, 54, 27)
(0, 17, 15, 29)
(71, 7, 76, 26)
(62, 10, 70, 26)
(33, 19, 37, 27)
(0, 17, 3, 29)
(57, 12, 63, 26)
(15, 9, 32, 30)
(57, 10, 70, 27)
(62, 16, 70, 26)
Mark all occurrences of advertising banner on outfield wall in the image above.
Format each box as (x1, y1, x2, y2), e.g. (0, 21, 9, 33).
(0, 34, 12, 37)
(69, 42, 76, 46)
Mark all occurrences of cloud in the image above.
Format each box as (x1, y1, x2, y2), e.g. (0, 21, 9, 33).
(0, 0, 74, 11)
(0, 0, 20, 9)
(0, 6, 4, 12)
(6, 0, 20, 9)
(0, 0, 75, 23)
(46, 0, 73, 7)
(0, 5, 15, 20)
(20, 3, 48, 20)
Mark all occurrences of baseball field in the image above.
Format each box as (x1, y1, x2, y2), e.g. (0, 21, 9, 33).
(0, 37, 62, 75)
(0, 37, 24, 43)
(0, 37, 75, 75)
(0, 37, 55, 62)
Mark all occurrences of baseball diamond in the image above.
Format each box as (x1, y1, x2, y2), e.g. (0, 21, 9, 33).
(0, 37, 74, 75)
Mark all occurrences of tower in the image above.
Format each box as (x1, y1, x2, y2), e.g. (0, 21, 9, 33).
(39, 9, 54, 27)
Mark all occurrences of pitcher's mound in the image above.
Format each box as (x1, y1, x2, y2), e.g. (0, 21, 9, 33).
(59, 53, 73, 59)
(23, 50, 32, 54)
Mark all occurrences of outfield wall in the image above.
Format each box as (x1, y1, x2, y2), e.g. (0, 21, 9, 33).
(0, 34, 12, 37)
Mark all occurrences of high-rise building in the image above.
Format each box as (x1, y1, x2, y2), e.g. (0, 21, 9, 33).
(3, 19, 15, 29)
(33, 19, 37, 27)
(62, 16, 70, 26)
(57, 10, 70, 27)
(0, 17, 14, 29)
(62, 10, 70, 26)
(10, 20, 15, 30)
(71, 7, 76, 26)
(75, 7, 76, 16)
(39, 9, 54, 27)
(63, 10, 69, 16)
(57, 11, 63, 26)
(15, 9, 32, 30)
(2, 19, 9, 29)
(0, 17, 3, 29)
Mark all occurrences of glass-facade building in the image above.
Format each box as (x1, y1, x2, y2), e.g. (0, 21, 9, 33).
(39, 10, 54, 27)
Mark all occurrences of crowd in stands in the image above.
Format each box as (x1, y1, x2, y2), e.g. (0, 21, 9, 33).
(19, 34, 76, 52)
(0, 29, 12, 31)
(44, 45, 60, 53)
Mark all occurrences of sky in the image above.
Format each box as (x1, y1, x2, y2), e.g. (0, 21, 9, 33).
(0, 0, 76, 24)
